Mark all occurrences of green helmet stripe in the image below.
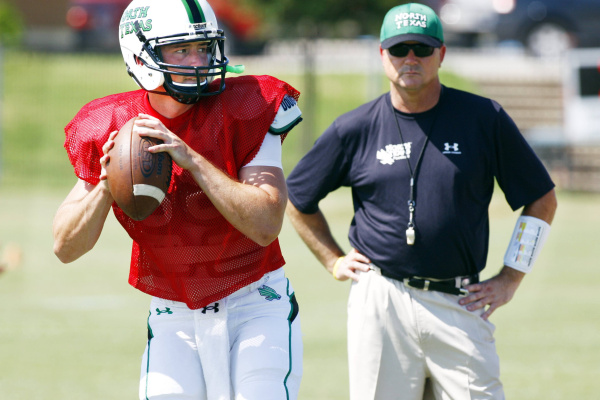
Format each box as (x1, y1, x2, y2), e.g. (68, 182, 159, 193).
(181, 0, 206, 24)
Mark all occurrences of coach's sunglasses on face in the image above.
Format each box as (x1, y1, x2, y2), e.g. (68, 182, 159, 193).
(388, 43, 437, 58)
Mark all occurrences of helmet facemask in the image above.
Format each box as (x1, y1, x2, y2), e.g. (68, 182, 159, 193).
(135, 27, 228, 104)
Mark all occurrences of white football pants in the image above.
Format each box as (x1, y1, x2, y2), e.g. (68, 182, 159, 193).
(139, 268, 302, 400)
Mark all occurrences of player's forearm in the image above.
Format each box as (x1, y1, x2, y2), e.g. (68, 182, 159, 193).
(53, 182, 113, 263)
(213, 184, 286, 246)
(286, 201, 345, 273)
(188, 158, 287, 246)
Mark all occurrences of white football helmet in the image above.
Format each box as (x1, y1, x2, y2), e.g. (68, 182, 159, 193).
(119, 0, 228, 103)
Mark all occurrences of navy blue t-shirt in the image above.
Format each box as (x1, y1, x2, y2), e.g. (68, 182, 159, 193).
(287, 86, 554, 279)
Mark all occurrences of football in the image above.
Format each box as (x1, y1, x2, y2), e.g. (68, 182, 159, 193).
(106, 117, 172, 221)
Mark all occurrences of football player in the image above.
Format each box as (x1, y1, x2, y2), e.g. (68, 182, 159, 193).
(53, 1, 303, 399)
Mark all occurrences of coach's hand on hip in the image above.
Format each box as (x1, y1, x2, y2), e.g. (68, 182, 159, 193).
(459, 266, 524, 320)
(332, 249, 372, 282)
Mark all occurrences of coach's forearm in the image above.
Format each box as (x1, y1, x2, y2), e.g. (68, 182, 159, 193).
(286, 200, 345, 273)
(521, 188, 557, 224)
(53, 181, 113, 263)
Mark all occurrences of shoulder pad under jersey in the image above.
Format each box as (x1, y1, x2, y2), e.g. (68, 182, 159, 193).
(269, 95, 303, 135)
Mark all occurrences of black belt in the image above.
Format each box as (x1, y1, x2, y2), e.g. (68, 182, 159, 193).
(371, 265, 478, 297)
(403, 275, 479, 297)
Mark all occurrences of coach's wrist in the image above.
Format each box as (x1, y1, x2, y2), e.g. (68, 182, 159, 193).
(332, 256, 344, 281)
(500, 265, 526, 283)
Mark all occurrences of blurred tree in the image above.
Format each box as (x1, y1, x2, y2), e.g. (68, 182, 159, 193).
(0, 1, 23, 46)
(249, 0, 409, 38)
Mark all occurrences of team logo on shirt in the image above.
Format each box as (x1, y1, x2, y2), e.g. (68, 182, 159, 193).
(376, 143, 412, 165)
(442, 142, 462, 154)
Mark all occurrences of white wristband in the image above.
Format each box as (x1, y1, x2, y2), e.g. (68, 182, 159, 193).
(503, 215, 551, 274)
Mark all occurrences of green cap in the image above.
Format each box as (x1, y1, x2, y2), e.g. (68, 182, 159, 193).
(380, 3, 444, 49)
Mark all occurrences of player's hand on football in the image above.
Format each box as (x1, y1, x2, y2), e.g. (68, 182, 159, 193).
(99, 130, 119, 187)
(333, 249, 372, 282)
(459, 266, 525, 320)
(134, 113, 197, 170)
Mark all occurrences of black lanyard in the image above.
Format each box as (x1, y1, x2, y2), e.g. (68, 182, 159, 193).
(390, 97, 438, 245)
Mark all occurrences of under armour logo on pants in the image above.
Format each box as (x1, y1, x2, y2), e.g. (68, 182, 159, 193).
(201, 303, 220, 314)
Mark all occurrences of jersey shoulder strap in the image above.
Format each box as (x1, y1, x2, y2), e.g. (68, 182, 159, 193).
(269, 94, 302, 135)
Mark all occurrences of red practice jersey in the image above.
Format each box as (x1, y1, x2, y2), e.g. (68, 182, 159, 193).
(65, 75, 300, 309)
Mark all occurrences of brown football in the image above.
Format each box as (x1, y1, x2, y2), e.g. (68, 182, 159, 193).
(106, 117, 172, 221)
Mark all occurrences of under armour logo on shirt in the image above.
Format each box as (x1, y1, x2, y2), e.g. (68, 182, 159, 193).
(443, 142, 461, 154)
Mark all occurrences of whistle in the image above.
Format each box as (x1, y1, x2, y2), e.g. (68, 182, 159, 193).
(406, 227, 415, 245)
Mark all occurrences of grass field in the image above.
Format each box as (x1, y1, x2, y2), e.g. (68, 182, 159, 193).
(0, 188, 599, 399)
(1, 50, 599, 399)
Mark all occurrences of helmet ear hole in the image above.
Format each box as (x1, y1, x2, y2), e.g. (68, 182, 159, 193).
(134, 55, 144, 67)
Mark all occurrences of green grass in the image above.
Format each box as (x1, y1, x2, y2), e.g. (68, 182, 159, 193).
(1, 51, 136, 188)
(1, 188, 599, 399)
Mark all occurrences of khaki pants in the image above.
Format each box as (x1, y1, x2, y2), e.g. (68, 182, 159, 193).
(347, 269, 504, 400)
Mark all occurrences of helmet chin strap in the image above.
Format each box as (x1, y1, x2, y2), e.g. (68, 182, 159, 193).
(147, 90, 171, 98)
(162, 70, 211, 104)
(160, 64, 245, 103)
(143, 87, 199, 105)
(162, 86, 199, 104)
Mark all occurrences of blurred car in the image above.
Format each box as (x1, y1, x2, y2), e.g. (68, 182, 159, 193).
(433, 0, 500, 46)
(66, 0, 129, 51)
(433, 0, 600, 57)
(495, 0, 600, 57)
(66, 0, 267, 54)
